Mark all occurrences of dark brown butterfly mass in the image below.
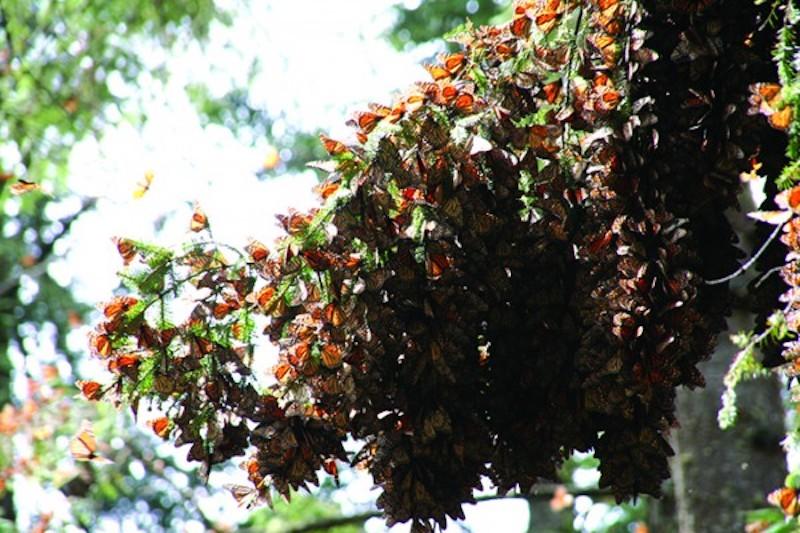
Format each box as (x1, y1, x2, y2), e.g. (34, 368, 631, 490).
(87, 0, 788, 530)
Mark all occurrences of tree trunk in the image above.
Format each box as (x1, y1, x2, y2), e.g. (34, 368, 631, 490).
(670, 310, 785, 533)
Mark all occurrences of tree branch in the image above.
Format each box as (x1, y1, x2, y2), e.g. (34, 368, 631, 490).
(256, 485, 611, 533)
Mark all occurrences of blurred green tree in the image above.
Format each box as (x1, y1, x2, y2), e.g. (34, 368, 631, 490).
(0, 1, 227, 529)
(389, 0, 510, 48)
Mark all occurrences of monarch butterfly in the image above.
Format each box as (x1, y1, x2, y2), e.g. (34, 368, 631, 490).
(535, 12, 560, 33)
(510, 16, 532, 38)
(748, 82, 781, 113)
(588, 231, 614, 254)
(593, 4, 622, 35)
(319, 134, 348, 156)
(541, 81, 561, 104)
(9, 180, 41, 196)
(225, 484, 269, 509)
(89, 332, 112, 358)
(102, 296, 138, 321)
(776, 185, 800, 213)
(274, 362, 295, 382)
(302, 249, 334, 270)
(440, 53, 465, 74)
(769, 486, 800, 517)
(440, 84, 459, 104)
(496, 40, 515, 57)
(149, 417, 171, 438)
(113, 237, 137, 266)
(107, 353, 139, 373)
(70, 420, 112, 464)
(314, 179, 340, 200)
(769, 105, 793, 131)
(133, 170, 154, 199)
(590, 32, 619, 67)
(367, 102, 392, 118)
(348, 111, 382, 134)
(454, 93, 475, 114)
(76, 380, 103, 401)
(190, 204, 209, 232)
(405, 92, 426, 113)
(596, 0, 619, 8)
(424, 63, 451, 81)
(426, 253, 451, 279)
(246, 239, 269, 262)
(255, 286, 275, 309)
(323, 458, 339, 485)
(323, 303, 345, 327)
(321, 343, 342, 368)
(747, 82, 793, 129)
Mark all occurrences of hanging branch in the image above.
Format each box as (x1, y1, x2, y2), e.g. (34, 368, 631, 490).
(265, 486, 611, 533)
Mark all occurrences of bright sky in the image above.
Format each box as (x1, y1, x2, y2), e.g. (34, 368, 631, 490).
(18, 1, 621, 531)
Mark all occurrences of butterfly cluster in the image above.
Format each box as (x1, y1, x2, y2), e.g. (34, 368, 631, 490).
(86, 0, 786, 529)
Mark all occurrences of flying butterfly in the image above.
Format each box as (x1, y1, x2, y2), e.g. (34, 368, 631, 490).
(9, 180, 41, 196)
(133, 170, 154, 199)
(225, 484, 270, 509)
(70, 420, 112, 464)
(113, 237, 137, 266)
(190, 204, 209, 232)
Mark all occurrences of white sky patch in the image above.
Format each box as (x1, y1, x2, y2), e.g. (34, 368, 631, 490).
(47, 1, 533, 532)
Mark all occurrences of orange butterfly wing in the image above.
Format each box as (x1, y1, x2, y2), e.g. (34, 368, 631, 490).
(71, 420, 112, 464)
(190, 204, 209, 232)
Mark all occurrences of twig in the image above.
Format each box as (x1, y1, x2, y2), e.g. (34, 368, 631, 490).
(705, 220, 784, 285)
(246, 486, 611, 533)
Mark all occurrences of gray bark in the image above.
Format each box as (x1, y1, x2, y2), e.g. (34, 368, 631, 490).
(670, 311, 786, 533)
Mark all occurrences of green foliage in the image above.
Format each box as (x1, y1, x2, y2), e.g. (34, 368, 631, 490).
(389, 0, 511, 48)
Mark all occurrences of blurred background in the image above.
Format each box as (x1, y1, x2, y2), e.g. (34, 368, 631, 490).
(0, 1, 657, 531)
